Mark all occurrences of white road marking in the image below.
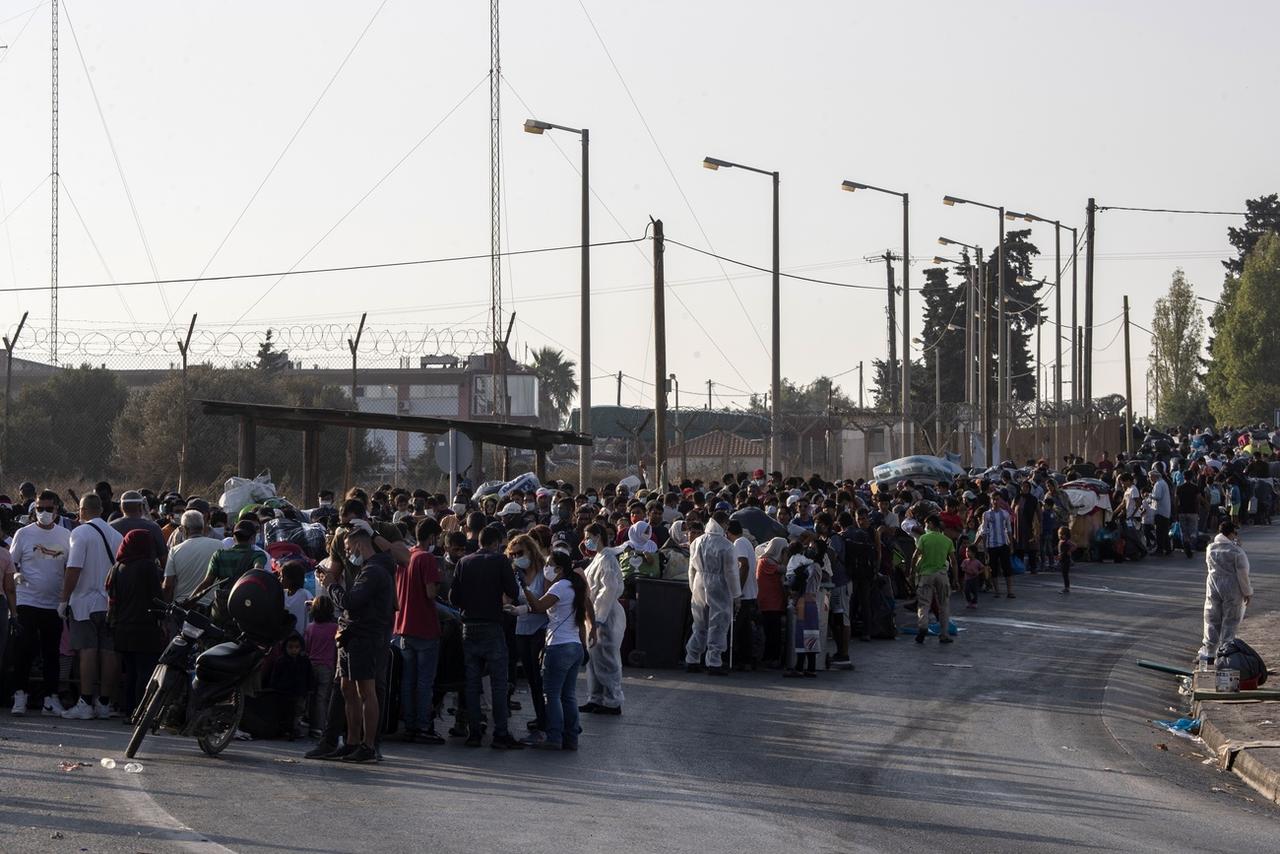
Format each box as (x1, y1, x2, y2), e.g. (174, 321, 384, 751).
(114, 759, 238, 854)
(955, 616, 1132, 638)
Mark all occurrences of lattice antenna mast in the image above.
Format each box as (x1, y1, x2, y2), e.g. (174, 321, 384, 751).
(50, 0, 59, 366)
(488, 0, 504, 417)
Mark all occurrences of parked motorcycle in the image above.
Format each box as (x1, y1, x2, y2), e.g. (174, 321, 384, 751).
(126, 570, 292, 759)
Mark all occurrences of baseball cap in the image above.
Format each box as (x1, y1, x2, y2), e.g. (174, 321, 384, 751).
(185, 497, 211, 515)
(120, 490, 145, 506)
(499, 501, 523, 516)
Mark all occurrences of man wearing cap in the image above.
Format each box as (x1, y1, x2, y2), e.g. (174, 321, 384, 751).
(184, 521, 268, 625)
(499, 501, 526, 532)
(110, 491, 169, 568)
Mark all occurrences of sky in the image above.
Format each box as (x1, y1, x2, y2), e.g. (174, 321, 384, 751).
(0, 0, 1276, 414)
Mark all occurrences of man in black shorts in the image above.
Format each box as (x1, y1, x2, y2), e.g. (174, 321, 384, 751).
(331, 521, 395, 763)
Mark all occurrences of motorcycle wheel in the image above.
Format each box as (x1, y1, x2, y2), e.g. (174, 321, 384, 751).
(126, 666, 174, 759)
(197, 689, 244, 757)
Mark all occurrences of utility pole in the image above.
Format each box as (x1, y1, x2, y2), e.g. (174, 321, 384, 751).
(2, 311, 28, 480)
(1053, 222, 1062, 465)
(881, 252, 898, 455)
(933, 354, 942, 455)
(616, 371, 623, 406)
(652, 219, 667, 487)
(996, 207, 1006, 455)
(706, 380, 713, 410)
(962, 262, 974, 460)
(978, 248, 992, 466)
(1035, 303, 1042, 444)
(901, 193, 911, 455)
(346, 313, 366, 493)
(176, 314, 197, 495)
(49, 2, 59, 366)
(1123, 294, 1133, 456)
(858, 361, 864, 409)
(1084, 198, 1096, 456)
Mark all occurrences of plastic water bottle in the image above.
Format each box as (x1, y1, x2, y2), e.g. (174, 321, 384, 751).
(124, 762, 144, 773)
(99, 758, 116, 770)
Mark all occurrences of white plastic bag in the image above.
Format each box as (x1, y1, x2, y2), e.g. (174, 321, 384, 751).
(219, 471, 276, 516)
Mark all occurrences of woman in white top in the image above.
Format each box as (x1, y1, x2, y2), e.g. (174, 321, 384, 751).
(511, 551, 589, 751)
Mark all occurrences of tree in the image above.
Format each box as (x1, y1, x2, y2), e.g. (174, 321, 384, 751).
(1207, 233, 1280, 425)
(254, 329, 293, 374)
(7, 366, 129, 483)
(528, 347, 577, 429)
(746, 376, 856, 415)
(1224, 193, 1280, 276)
(1148, 269, 1206, 427)
(867, 358, 929, 412)
(110, 366, 383, 494)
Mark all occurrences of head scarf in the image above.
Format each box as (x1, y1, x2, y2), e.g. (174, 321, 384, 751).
(116, 528, 156, 564)
(755, 536, 788, 564)
(667, 519, 688, 547)
(627, 521, 658, 554)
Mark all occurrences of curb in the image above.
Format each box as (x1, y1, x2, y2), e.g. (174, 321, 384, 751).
(1196, 705, 1280, 804)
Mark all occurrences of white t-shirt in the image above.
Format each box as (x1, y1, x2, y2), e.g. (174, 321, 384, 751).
(166, 535, 222, 604)
(545, 579, 580, 647)
(1151, 478, 1171, 518)
(11, 523, 72, 610)
(284, 588, 309, 635)
(732, 536, 758, 600)
(67, 518, 125, 620)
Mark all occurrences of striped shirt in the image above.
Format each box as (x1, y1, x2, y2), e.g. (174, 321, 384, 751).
(981, 508, 1012, 548)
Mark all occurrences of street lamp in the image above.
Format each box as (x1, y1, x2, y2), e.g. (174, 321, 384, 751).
(705, 155, 780, 472)
(525, 117, 591, 488)
(938, 236, 987, 465)
(842, 179, 911, 454)
(943, 194, 1007, 462)
(1007, 208, 1075, 462)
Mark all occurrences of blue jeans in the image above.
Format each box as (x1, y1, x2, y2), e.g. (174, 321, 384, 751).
(396, 635, 439, 733)
(462, 622, 509, 738)
(542, 641, 583, 748)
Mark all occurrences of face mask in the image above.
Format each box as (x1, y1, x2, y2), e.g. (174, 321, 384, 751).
(319, 499, 333, 508)
(210, 526, 225, 538)
(347, 552, 365, 568)
(37, 511, 54, 526)
(513, 556, 530, 570)
(766, 504, 777, 515)
(452, 504, 466, 515)
(587, 495, 598, 506)
(543, 565, 559, 582)
(585, 537, 599, 552)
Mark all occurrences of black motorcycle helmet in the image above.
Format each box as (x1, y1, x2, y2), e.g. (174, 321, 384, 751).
(226, 569, 291, 642)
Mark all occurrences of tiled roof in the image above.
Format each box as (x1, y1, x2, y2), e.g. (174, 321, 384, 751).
(671, 429, 765, 459)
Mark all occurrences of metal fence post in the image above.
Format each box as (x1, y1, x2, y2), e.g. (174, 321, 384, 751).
(2, 312, 28, 483)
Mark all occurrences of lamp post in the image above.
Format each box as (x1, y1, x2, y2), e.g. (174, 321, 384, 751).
(1006, 209, 1071, 463)
(938, 237, 986, 464)
(944, 195, 1005, 461)
(670, 372, 686, 481)
(705, 156, 780, 472)
(525, 118, 591, 488)
(841, 180, 911, 453)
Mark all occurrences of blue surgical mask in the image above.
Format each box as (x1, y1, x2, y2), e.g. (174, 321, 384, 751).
(513, 556, 530, 570)
(543, 565, 558, 582)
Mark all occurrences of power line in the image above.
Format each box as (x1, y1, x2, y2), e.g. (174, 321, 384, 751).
(664, 238, 883, 291)
(1097, 205, 1246, 216)
(58, 176, 135, 321)
(0, 237, 645, 294)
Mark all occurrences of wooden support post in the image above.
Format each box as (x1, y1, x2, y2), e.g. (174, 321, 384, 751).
(535, 448, 548, 482)
(238, 417, 256, 477)
(303, 427, 321, 505)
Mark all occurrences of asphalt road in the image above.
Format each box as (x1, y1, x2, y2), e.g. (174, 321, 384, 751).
(3, 526, 1278, 853)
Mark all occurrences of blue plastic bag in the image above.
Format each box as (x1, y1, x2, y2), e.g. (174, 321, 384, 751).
(1011, 555, 1026, 575)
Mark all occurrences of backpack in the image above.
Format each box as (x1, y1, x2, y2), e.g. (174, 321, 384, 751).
(1216, 638, 1268, 690)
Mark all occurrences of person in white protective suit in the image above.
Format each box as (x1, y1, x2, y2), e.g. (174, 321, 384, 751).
(684, 516, 741, 675)
(580, 522, 626, 715)
(1199, 520, 1253, 661)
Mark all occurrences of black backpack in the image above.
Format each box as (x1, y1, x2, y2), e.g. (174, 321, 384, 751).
(1216, 638, 1268, 689)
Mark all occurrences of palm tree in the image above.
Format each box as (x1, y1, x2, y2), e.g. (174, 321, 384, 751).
(529, 347, 578, 429)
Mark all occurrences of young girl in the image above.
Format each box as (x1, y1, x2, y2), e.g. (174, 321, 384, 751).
(960, 545, 985, 609)
(304, 596, 338, 739)
(1039, 499, 1060, 572)
(513, 550, 589, 751)
(1057, 526, 1074, 594)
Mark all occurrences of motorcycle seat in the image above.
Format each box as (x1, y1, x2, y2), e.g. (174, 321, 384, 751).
(195, 640, 262, 677)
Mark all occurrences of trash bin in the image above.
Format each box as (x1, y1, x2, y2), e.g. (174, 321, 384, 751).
(629, 577, 691, 669)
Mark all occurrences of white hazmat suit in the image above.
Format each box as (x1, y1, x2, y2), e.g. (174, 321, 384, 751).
(1201, 532, 1253, 660)
(684, 520, 741, 669)
(584, 544, 627, 709)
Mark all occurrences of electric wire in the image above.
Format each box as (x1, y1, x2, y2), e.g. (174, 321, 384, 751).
(58, 176, 135, 321)
(1097, 205, 1246, 216)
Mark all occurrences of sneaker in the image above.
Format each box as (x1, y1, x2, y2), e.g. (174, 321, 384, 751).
(322, 743, 360, 761)
(594, 705, 622, 715)
(61, 698, 95, 720)
(304, 740, 339, 759)
(10, 690, 27, 716)
(417, 729, 445, 745)
(490, 734, 526, 750)
(43, 696, 68, 717)
(93, 700, 118, 719)
(521, 731, 547, 747)
(578, 701, 601, 713)
(340, 744, 378, 763)
(531, 739, 563, 751)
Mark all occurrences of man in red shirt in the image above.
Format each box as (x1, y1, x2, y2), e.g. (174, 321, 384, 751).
(395, 518, 444, 743)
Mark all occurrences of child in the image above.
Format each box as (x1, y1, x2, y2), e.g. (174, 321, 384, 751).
(1039, 499, 1060, 572)
(267, 633, 313, 740)
(960, 545, 984, 609)
(1056, 526, 1074, 594)
(281, 561, 309, 635)
(304, 596, 338, 739)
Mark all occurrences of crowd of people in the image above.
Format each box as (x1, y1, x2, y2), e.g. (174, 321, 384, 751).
(0, 423, 1267, 761)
